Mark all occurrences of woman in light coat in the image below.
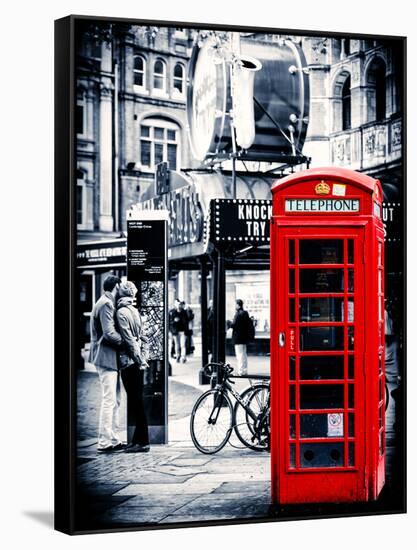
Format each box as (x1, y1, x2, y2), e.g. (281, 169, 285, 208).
(116, 281, 150, 453)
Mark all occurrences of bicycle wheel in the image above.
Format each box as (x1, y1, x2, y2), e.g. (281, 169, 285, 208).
(190, 389, 233, 454)
(245, 384, 270, 451)
(233, 384, 270, 451)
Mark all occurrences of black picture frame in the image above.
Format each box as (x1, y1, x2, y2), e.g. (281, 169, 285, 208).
(55, 14, 406, 535)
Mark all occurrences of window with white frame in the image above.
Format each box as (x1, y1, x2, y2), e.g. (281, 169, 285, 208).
(174, 27, 187, 38)
(173, 63, 185, 96)
(133, 55, 146, 90)
(76, 170, 87, 229)
(153, 59, 167, 93)
(76, 98, 86, 137)
(140, 118, 180, 171)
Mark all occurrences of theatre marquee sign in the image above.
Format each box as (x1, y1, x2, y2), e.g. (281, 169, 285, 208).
(210, 198, 272, 244)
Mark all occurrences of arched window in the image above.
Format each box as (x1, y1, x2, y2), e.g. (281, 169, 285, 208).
(332, 70, 352, 133)
(153, 59, 166, 92)
(366, 57, 386, 122)
(342, 76, 351, 131)
(173, 63, 185, 95)
(140, 118, 180, 170)
(133, 55, 146, 89)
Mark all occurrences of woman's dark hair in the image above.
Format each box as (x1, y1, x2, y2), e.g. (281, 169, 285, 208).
(103, 275, 122, 292)
(236, 299, 243, 308)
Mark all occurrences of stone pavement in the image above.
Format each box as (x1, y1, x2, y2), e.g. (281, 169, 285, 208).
(76, 353, 402, 531)
(76, 444, 271, 529)
(76, 353, 272, 529)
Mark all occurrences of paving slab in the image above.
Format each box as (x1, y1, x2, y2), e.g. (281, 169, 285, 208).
(169, 441, 196, 448)
(161, 505, 272, 523)
(180, 492, 270, 505)
(77, 495, 133, 515)
(115, 471, 195, 484)
(80, 482, 130, 495)
(164, 495, 271, 519)
(119, 494, 200, 508)
(168, 457, 214, 467)
(77, 438, 98, 448)
(205, 461, 269, 475)
(185, 472, 268, 483)
(213, 481, 271, 494)
(114, 481, 222, 497)
(99, 506, 174, 525)
(150, 465, 205, 477)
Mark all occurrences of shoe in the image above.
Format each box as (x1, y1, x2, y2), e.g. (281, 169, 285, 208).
(124, 443, 150, 453)
(97, 443, 126, 454)
(111, 443, 127, 453)
(181, 357, 187, 363)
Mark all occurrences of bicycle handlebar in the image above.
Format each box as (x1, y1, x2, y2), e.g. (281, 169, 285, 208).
(203, 362, 234, 378)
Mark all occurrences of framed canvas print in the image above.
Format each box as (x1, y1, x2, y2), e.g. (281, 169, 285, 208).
(54, 14, 406, 534)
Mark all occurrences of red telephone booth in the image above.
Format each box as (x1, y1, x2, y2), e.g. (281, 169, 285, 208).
(270, 167, 385, 504)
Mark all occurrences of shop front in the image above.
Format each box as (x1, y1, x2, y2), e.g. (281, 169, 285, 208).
(76, 238, 127, 363)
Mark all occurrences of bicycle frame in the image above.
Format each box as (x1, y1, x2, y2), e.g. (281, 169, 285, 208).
(212, 378, 268, 424)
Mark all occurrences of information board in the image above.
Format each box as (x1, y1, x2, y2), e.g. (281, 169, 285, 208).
(126, 210, 169, 444)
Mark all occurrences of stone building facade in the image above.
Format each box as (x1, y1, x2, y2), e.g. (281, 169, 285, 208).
(75, 24, 403, 350)
(303, 36, 402, 185)
(76, 24, 195, 239)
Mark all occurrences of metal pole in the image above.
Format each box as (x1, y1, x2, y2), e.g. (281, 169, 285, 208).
(216, 248, 226, 365)
(232, 155, 237, 199)
(211, 250, 219, 365)
(113, 61, 120, 231)
(199, 258, 210, 385)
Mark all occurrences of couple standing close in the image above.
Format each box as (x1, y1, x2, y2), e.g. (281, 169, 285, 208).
(88, 275, 150, 454)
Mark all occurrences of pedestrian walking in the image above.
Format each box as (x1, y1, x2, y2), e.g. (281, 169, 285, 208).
(184, 302, 195, 355)
(88, 275, 125, 453)
(227, 299, 255, 376)
(168, 298, 188, 363)
(116, 281, 150, 453)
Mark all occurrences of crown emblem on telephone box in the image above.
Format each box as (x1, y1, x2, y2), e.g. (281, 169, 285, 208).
(315, 181, 331, 195)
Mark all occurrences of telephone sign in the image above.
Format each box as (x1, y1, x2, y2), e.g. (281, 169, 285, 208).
(285, 198, 360, 213)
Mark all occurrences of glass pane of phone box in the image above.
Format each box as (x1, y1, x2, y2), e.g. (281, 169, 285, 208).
(300, 355, 344, 379)
(299, 240, 344, 264)
(300, 326, 344, 350)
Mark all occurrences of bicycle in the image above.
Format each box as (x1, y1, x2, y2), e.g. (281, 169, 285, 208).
(190, 362, 270, 454)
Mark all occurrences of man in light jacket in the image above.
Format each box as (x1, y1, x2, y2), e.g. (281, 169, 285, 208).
(89, 275, 125, 453)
